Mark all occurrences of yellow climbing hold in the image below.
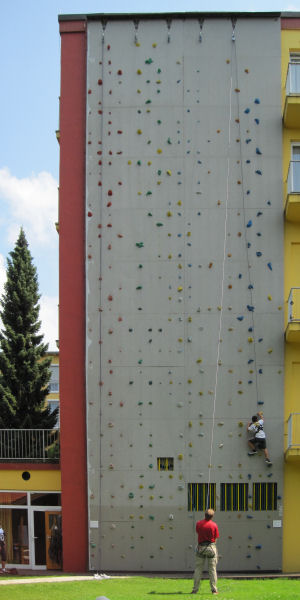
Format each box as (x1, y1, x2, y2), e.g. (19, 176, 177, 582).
(152, 42, 157, 47)
(177, 453, 183, 460)
(187, 379, 192, 384)
(248, 337, 254, 343)
(177, 286, 183, 292)
(128, 160, 132, 165)
(166, 169, 172, 176)
(135, 41, 141, 47)
(157, 148, 162, 154)
(147, 161, 152, 166)
(177, 200, 182, 206)
(267, 295, 272, 301)
(137, 69, 142, 74)
(167, 211, 173, 217)
(137, 129, 142, 135)
(196, 358, 202, 363)
(168, 254, 172, 259)
(188, 316, 192, 322)
(268, 348, 273, 353)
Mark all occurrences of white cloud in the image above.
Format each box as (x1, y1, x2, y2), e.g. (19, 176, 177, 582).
(0, 254, 6, 294)
(39, 295, 59, 351)
(0, 167, 58, 248)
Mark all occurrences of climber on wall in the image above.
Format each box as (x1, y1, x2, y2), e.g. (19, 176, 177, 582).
(247, 411, 272, 465)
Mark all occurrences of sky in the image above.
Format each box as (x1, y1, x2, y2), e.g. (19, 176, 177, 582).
(1, 0, 299, 350)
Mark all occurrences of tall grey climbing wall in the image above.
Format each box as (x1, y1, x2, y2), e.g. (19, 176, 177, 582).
(85, 14, 283, 572)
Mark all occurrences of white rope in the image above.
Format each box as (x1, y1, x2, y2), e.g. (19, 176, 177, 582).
(206, 52, 234, 508)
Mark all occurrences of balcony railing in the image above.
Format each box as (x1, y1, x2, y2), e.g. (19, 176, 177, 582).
(0, 429, 60, 463)
(286, 63, 300, 95)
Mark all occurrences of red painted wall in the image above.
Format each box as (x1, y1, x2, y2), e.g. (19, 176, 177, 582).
(59, 19, 88, 572)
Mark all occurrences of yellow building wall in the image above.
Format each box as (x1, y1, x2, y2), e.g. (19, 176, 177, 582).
(0, 469, 61, 491)
(282, 28, 300, 573)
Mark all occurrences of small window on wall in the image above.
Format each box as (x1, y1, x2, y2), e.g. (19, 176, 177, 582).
(157, 457, 174, 471)
(252, 482, 277, 511)
(220, 483, 248, 511)
(188, 483, 216, 512)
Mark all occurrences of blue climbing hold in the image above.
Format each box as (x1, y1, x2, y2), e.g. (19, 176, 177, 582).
(238, 273, 242, 279)
(246, 220, 252, 228)
(255, 170, 262, 175)
(248, 359, 254, 364)
(248, 284, 253, 289)
(246, 190, 250, 195)
(248, 327, 253, 332)
(246, 138, 252, 144)
(256, 545, 262, 550)
(256, 148, 262, 155)
(244, 108, 250, 113)
(254, 118, 260, 124)
(257, 211, 263, 216)
(247, 243, 251, 248)
(257, 401, 264, 405)
(237, 316, 244, 321)
(267, 262, 272, 270)
(247, 305, 255, 312)
(258, 338, 263, 342)
(258, 369, 263, 374)
(246, 159, 251, 164)
(256, 251, 262, 257)
(254, 98, 260, 104)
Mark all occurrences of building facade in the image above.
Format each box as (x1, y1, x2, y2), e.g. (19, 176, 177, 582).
(58, 12, 300, 573)
(0, 352, 61, 570)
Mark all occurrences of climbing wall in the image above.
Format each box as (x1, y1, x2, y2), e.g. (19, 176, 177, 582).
(85, 15, 283, 572)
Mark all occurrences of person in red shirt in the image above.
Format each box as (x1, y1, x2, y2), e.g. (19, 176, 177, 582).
(191, 508, 219, 595)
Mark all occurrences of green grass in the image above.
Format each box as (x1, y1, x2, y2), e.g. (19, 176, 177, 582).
(0, 576, 299, 600)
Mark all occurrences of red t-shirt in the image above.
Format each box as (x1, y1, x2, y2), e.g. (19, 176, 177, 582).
(196, 519, 219, 543)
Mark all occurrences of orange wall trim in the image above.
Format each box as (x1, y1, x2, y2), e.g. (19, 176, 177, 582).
(59, 21, 88, 572)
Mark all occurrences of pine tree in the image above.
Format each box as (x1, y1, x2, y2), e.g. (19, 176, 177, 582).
(0, 228, 58, 430)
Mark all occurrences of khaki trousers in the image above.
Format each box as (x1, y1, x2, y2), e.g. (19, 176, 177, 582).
(192, 544, 218, 593)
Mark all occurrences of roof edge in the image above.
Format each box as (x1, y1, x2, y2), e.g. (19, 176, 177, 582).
(58, 11, 282, 23)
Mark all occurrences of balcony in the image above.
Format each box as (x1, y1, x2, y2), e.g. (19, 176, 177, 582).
(0, 429, 60, 463)
(285, 161, 300, 221)
(285, 413, 300, 461)
(283, 63, 300, 128)
(285, 288, 300, 342)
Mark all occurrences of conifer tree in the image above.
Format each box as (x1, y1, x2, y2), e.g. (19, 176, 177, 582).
(0, 228, 58, 429)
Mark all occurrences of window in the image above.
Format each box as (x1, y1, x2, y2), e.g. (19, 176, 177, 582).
(288, 53, 300, 94)
(157, 457, 174, 471)
(49, 365, 59, 393)
(48, 400, 60, 428)
(252, 482, 277, 511)
(220, 483, 248, 511)
(188, 483, 216, 512)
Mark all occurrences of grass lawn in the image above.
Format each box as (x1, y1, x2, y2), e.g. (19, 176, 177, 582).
(0, 576, 299, 600)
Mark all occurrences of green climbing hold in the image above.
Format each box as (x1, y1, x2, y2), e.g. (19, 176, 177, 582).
(128, 492, 134, 499)
(137, 160, 142, 166)
(138, 359, 143, 364)
(146, 191, 152, 196)
(156, 222, 164, 227)
(157, 169, 162, 175)
(136, 285, 143, 290)
(167, 137, 172, 144)
(157, 120, 162, 124)
(157, 68, 161, 73)
(145, 58, 153, 64)
(138, 264, 143, 268)
(136, 242, 144, 248)
(148, 212, 153, 217)
(145, 99, 152, 104)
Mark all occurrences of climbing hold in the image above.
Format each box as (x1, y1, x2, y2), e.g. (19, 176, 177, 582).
(246, 220, 252, 228)
(267, 295, 272, 301)
(136, 242, 144, 248)
(255, 170, 262, 175)
(254, 98, 261, 104)
(166, 170, 172, 176)
(256, 252, 262, 257)
(267, 262, 272, 271)
(244, 108, 250, 114)
(256, 148, 262, 155)
(145, 58, 153, 64)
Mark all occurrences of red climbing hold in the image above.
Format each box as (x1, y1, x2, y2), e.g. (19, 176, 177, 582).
(108, 190, 113, 196)
(98, 79, 103, 85)
(87, 211, 93, 217)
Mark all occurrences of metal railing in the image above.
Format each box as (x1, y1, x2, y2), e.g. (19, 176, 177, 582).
(288, 288, 300, 323)
(287, 161, 300, 195)
(0, 429, 60, 462)
(286, 62, 300, 95)
(287, 413, 300, 449)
